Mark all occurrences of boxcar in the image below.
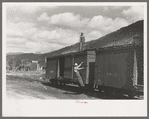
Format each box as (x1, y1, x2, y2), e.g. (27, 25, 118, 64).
(46, 51, 96, 86)
(94, 45, 143, 96)
(45, 20, 143, 97)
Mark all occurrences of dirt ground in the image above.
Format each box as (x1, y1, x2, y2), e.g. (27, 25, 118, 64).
(6, 71, 96, 99)
(6, 71, 143, 99)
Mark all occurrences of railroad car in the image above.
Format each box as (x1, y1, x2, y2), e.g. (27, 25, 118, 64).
(46, 51, 96, 86)
(93, 44, 143, 97)
(45, 20, 144, 97)
(46, 45, 143, 97)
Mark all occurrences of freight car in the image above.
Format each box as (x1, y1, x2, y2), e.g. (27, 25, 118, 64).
(46, 45, 143, 97)
(46, 51, 96, 87)
(93, 44, 143, 97)
(45, 20, 144, 98)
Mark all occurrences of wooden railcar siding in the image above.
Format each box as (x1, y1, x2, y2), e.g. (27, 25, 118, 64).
(94, 49, 134, 90)
(46, 59, 58, 79)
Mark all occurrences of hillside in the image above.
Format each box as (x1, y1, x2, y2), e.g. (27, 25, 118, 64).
(6, 20, 143, 67)
(43, 20, 143, 58)
(6, 53, 42, 62)
(6, 53, 45, 69)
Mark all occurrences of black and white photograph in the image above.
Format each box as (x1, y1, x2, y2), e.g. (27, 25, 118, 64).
(2, 2, 147, 117)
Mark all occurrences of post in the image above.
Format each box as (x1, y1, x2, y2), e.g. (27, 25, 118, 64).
(57, 58, 60, 78)
(71, 55, 74, 79)
(133, 49, 138, 86)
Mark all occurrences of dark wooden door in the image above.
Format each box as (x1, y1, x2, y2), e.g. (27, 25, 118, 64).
(59, 57, 65, 77)
(89, 62, 95, 84)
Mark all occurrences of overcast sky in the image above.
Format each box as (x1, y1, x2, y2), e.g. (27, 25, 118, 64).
(5, 3, 144, 53)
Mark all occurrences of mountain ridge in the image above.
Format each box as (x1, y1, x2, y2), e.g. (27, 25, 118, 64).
(6, 20, 143, 67)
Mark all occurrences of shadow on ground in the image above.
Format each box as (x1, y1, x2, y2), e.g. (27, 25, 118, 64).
(7, 75, 141, 99)
(41, 82, 140, 100)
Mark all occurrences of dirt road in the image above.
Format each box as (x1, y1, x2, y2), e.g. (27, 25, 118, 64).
(6, 71, 97, 99)
(6, 71, 142, 99)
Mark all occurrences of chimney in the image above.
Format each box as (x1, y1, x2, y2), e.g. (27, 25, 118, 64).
(79, 32, 85, 52)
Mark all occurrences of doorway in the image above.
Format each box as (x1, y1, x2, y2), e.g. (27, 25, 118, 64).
(89, 62, 95, 85)
(59, 57, 65, 77)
